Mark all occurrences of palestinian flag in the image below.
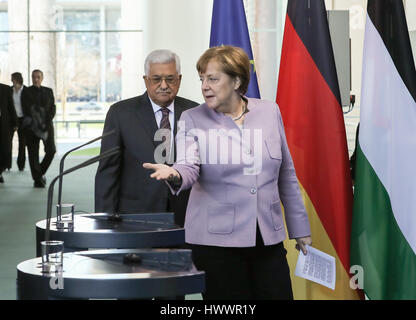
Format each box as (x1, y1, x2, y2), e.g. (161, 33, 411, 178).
(350, 0, 416, 300)
(276, 0, 360, 299)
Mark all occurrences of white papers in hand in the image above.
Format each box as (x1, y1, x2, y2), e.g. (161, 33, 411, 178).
(294, 245, 336, 290)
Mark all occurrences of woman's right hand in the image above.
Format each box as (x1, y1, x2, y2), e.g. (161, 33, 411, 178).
(143, 163, 181, 183)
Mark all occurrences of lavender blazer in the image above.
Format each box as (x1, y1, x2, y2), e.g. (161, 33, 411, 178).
(170, 98, 311, 247)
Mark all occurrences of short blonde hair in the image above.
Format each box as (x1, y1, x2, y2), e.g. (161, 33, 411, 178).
(196, 45, 250, 95)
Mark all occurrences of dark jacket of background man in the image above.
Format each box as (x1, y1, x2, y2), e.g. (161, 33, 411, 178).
(0, 83, 17, 176)
(21, 73, 56, 187)
(10, 72, 28, 171)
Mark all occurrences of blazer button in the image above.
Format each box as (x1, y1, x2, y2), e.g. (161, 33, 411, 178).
(250, 187, 257, 194)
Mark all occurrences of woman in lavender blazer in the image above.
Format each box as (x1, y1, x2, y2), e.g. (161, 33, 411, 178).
(144, 46, 312, 300)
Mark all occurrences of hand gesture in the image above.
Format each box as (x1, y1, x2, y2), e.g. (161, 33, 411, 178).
(143, 163, 181, 183)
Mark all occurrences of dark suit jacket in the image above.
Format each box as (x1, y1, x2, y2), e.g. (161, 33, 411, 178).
(0, 83, 17, 173)
(21, 85, 56, 126)
(95, 92, 198, 226)
(0, 83, 17, 170)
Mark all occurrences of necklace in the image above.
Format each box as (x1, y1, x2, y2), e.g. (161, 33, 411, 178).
(231, 102, 247, 121)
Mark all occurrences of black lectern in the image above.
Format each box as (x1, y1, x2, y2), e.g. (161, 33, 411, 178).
(17, 248, 204, 300)
(35, 212, 185, 256)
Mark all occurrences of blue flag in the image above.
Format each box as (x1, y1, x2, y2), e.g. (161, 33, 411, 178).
(210, 0, 261, 98)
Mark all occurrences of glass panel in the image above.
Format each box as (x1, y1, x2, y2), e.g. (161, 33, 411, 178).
(106, 31, 122, 102)
(63, 10, 100, 31)
(0, 10, 7, 30)
(18, 0, 139, 139)
(55, 31, 102, 110)
(26, 30, 141, 139)
(3, 0, 142, 141)
(0, 11, 8, 83)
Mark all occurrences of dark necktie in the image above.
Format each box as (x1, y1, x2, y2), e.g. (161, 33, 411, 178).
(159, 107, 171, 160)
(160, 107, 171, 131)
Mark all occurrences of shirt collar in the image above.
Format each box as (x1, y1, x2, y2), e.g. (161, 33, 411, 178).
(149, 97, 175, 114)
(13, 86, 23, 94)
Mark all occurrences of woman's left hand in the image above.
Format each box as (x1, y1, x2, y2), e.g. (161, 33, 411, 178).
(295, 236, 312, 255)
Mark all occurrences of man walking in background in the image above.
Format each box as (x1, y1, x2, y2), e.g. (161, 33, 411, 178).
(0, 81, 17, 183)
(21, 69, 56, 188)
(10, 72, 27, 172)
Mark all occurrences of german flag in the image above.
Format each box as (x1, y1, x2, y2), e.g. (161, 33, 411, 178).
(276, 0, 361, 299)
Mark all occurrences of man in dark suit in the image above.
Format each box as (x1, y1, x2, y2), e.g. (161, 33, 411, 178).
(95, 49, 198, 227)
(10, 72, 27, 171)
(0, 82, 17, 183)
(21, 69, 56, 188)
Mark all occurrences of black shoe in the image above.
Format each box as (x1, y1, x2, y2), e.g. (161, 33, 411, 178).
(34, 179, 45, 188)
(0, 174, 4, 183)
(18, 168, 24, 172)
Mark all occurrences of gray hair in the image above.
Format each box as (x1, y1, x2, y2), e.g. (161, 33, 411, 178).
(144, 49, 181, 75)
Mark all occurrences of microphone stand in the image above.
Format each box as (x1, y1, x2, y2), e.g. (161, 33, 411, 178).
(57, 130, 115, 216)
(45, 146, 120, 242)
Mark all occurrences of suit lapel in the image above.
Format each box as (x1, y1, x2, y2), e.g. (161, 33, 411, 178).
(172, 99, 189, 162)
(132, 92, 159, 147)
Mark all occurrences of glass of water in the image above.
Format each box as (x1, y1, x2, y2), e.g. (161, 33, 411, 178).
(41, 240, 64, 273)
(56, 204, 75, 230)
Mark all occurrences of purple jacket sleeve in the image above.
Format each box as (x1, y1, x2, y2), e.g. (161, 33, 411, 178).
(276, 106, 311, 239)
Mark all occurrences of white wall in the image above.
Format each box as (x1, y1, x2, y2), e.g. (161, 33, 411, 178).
(405, 1, 416, 65)
(120, 0, 145, 99)
(144, 0, 212, 104)
(7, 0, 29, 84)
(28, 0, 56, 90)
(411, 31, 416, 65)
(405, 0, 416, 31)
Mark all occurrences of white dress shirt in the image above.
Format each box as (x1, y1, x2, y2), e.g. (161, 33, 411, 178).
(13, 86, 24, 118)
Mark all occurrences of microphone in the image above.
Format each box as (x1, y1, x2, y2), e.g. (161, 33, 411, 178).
(57, 130, 115, 214)
(44, 145, 121, 242)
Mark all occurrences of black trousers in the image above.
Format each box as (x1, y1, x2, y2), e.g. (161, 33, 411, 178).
(10, 117, 26, 170)
(25, 123, 56, 181)
(190, 227, 293, 300)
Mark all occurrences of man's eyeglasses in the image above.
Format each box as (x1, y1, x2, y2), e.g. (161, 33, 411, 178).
(144, 76, 180, 86)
